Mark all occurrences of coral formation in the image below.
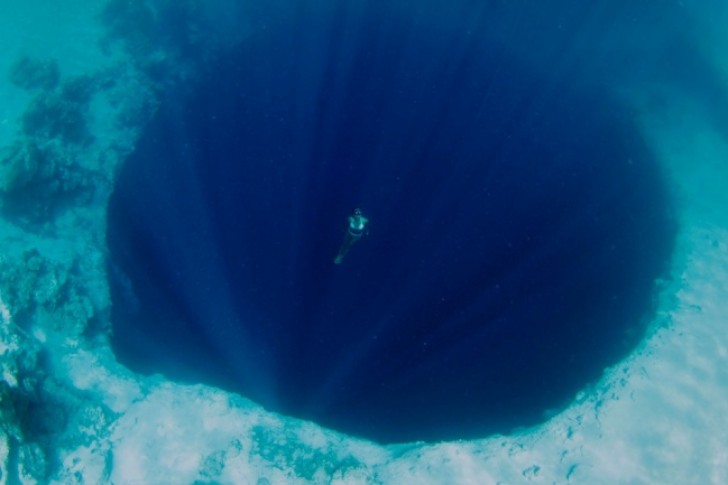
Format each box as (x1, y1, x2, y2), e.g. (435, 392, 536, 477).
(8, 56, 60, 91)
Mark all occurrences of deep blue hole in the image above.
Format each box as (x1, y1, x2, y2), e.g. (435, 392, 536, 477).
(107, 4, 675, 443)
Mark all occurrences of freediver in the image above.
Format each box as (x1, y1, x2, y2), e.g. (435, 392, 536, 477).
(334, 208, 369, 264)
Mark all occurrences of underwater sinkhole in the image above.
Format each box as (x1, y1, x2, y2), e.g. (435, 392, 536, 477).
(107, 4, 675, 443)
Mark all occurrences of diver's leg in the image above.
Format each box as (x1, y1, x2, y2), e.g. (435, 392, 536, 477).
(334, 232, 359, 264)
(334, 235, 352, 264)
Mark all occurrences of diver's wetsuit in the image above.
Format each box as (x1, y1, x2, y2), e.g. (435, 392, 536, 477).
(348, 224, 365, 238)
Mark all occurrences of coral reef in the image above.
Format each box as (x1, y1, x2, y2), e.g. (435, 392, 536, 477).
(0, 31, 145, 485)
(21, 80, 95, 145)
(0, 140, 94, 222)
(8, 56, 60, 91)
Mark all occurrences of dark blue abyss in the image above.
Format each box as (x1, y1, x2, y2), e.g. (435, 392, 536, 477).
(107, 2, 676, 443)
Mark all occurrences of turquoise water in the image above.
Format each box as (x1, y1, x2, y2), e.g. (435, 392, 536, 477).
(0, 0, 726, 482)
